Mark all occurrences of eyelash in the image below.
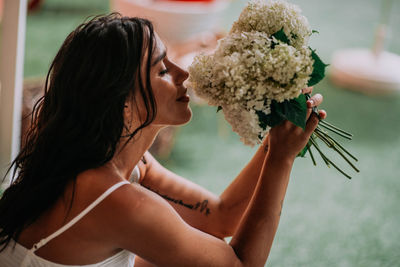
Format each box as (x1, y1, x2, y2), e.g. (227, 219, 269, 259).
(159, 69, 169, 76)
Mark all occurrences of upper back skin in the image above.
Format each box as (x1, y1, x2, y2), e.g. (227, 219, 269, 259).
(16, 166, 141, 265)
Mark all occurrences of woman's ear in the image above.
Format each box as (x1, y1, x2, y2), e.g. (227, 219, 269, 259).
(123, 102, 130, 115)
(123, 102, 133, 129)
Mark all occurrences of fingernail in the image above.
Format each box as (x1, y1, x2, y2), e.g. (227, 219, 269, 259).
(308, 99, 314, 106)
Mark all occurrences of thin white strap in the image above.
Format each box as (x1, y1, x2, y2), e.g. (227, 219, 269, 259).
(31, 181, 130, 252)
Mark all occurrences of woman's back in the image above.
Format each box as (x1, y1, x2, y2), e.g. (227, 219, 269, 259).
(0, 168, 139, 266)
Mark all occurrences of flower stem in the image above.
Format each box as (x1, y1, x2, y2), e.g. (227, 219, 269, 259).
(309, 138, 352, 179)
(319, 120, 353, 137)
(309, 137, 330, 167)
(306, 141, 316, 166)
(319, 121, 352, 140)
(314, 128, 360, 173)
(324, 131, 358, 162)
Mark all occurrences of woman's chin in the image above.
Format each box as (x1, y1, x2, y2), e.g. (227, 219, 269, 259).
(175, 109, 192, 126)
(173, 105, 192, 125)
(153, 108, 192, 127)
(182, 106, 192, 122)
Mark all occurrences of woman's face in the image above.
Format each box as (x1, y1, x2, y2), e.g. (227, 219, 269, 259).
(145, 34, 192, 127)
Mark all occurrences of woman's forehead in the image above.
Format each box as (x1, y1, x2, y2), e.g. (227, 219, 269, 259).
(154, 33, 166, 57)
(141, 32, 166, 66)
(151, 33, 167, 65)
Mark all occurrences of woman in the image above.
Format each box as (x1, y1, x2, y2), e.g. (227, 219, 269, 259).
(0, 14, 326, 266)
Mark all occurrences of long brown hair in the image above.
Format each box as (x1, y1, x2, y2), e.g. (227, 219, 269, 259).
(0, 13, 157, 250)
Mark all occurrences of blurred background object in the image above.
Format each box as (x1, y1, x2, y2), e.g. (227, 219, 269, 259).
(20, 78, 43, 148)
(110, 0, 230, 45)
(1, 0, 399, 265)
(0, 0, 27, 191)
(28, 0, 43, 12)
(330, 0, 400, 95)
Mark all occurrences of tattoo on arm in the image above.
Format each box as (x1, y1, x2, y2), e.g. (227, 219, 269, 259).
(144, 185, 211, 216)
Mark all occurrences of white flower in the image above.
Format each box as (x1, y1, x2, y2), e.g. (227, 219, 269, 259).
(230, 0, 311, 48)
(222, 104, 270, 146)
(188, 0, 314, 146)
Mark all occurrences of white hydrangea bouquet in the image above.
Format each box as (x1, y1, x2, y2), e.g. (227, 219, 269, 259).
(188, 0, 359, 178)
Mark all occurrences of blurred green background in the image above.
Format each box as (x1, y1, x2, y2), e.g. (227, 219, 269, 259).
(23, 0, 400, 266)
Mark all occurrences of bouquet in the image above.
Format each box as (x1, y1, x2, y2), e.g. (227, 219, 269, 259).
(188, 0, 359, 178)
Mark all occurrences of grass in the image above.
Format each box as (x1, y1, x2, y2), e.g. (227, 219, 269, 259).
(22, 0, 400, 266)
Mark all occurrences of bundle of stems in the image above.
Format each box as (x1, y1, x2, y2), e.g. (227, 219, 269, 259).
(304, 94, 359, 179)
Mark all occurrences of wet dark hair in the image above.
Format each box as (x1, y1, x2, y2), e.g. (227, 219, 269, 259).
(0, 13, 157, 250)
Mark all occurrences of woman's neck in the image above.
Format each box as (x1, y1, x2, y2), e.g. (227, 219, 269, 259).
(105, 125, 162, 180)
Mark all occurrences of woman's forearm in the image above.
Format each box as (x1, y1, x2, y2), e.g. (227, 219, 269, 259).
(218, 138, 269, 235)
(230, 152, 293, 267)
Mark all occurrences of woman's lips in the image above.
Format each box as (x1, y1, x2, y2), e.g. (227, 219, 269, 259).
(177, 95, 190, 102)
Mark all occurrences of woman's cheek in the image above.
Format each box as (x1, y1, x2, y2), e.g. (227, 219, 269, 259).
(162, 74, 172, 83)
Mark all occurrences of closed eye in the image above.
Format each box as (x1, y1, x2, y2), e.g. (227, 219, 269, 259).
(159, 69, 169, 76)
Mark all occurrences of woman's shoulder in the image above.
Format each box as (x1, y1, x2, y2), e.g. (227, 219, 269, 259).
(82, 169, 176, 251)
(73, 167, 156, 228)
(15, 170, 139, 261)
(71, 169, 137, 220)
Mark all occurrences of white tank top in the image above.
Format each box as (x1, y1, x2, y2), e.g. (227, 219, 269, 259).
(0, 166, 141, 267)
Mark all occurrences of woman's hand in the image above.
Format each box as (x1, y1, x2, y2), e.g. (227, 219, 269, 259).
(267, 87, 326, 162)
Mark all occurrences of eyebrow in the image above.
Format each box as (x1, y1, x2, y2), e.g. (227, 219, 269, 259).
(152, 50, 167, 66)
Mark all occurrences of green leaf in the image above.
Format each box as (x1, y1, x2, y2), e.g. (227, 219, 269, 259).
(284, 94, 308, 129)
(308, 48, 328, 86)
(311, 30, 320, 35)
(257, 94, 307, 130)
(272, 28, 290, 45)
(256, 104, 285, 130)
(217, 106, 222, 113)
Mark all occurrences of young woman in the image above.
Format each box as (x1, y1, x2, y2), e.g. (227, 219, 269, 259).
(0, 14, 326, 267)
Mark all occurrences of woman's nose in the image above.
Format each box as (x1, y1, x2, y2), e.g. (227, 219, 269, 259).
(175, 66, 189, 86)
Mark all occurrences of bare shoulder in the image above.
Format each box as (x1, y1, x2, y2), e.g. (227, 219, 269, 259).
(16, 171, 145, 261)
(75, 168, 241, 266)
(100, 181, 241, 266)
(95, 179, 177, 235)
(93, 179, 186, 253)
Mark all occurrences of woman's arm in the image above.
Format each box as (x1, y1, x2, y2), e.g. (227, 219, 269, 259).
(139, 143, 268, 238)
(107, 113, 321, 267)
(140, 91, 324, 238)
(218, 89, 324, 235)
(138, 151, 228, 238)
(132, 139, 276, 267)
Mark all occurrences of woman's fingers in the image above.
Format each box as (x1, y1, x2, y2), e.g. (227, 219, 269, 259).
(318, 109, 327, 120)
(305, 113, 320, 136)
(269, 92, 326, 156)
(306, 93, 323, 108)
(302, 87, 313, 94)
(305, 93, 324, 119)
